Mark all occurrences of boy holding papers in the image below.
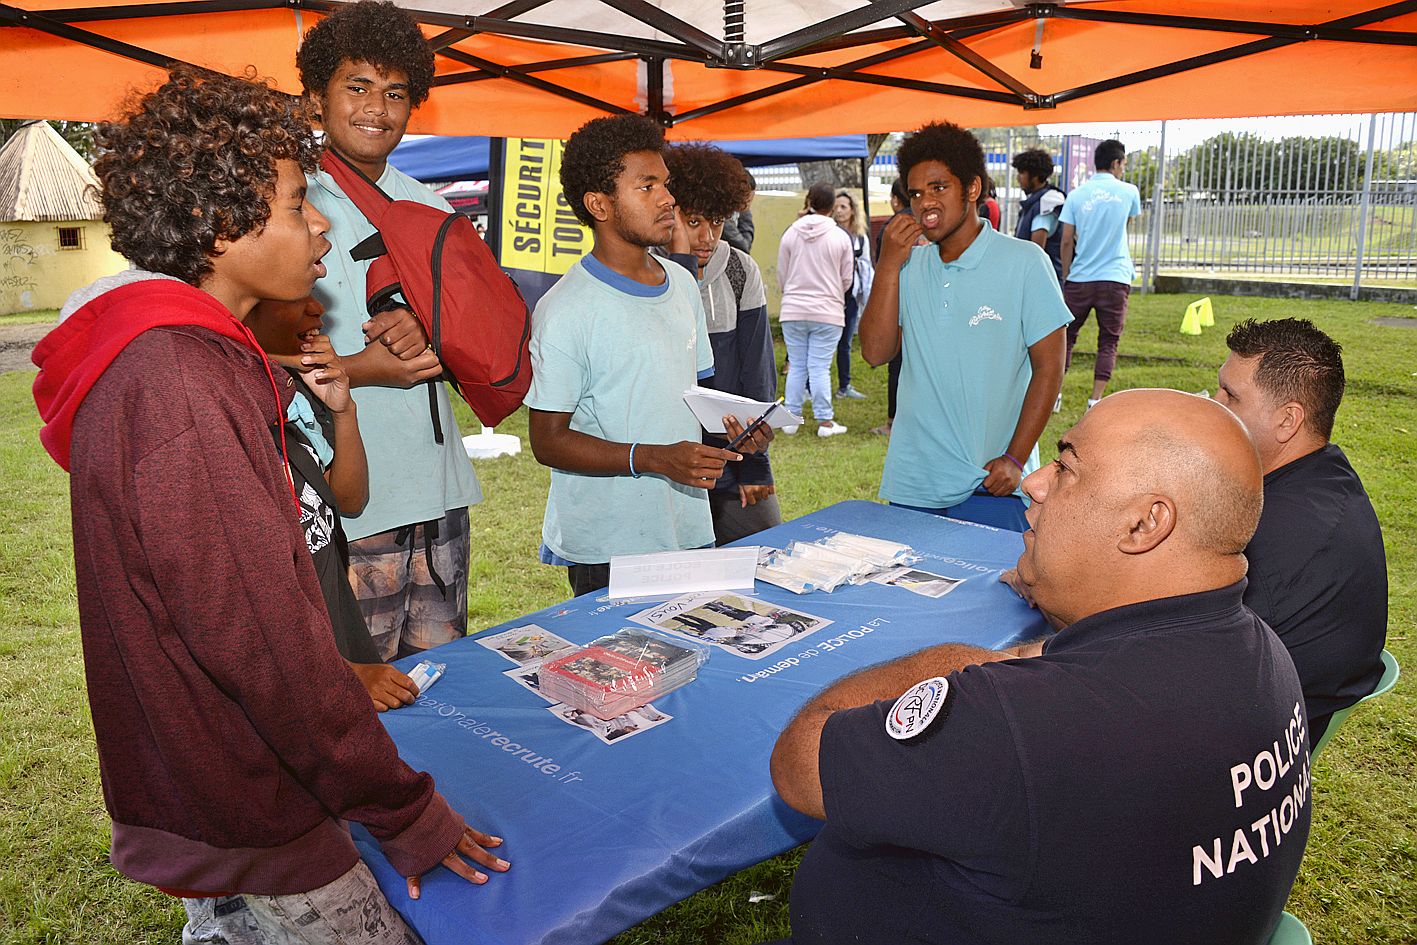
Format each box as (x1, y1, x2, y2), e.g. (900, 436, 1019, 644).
(526, 116, 771, 596)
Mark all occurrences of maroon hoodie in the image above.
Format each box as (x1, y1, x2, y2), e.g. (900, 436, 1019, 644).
(32, 274, 464, 895)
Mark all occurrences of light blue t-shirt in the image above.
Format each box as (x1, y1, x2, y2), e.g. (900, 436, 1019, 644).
(880, 225, 1073, 509)
(526, 253, 715, 565)
(1058, 171, 1142, 285)
(307, 165, 482, 541)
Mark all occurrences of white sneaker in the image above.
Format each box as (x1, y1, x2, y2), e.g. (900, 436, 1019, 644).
(781, 424, 800, 435)
(1053, 393, 1062, 413)
(1087, 398, 1102, 410)
(836, 385, 868, 400)
(817, 421, 848, 438)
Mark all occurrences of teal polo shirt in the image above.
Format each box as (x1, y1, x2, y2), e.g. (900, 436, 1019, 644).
(880, 224, 1073, 509)
(1058, 171, 1142, 285)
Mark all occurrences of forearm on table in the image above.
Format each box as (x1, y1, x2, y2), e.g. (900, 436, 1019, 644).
(772, 643, 1014, 818)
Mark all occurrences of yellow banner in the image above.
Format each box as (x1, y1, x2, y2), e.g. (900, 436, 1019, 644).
(499, 138, 591, 276)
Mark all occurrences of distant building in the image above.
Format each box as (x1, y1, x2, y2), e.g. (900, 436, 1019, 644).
(0, 121, 125, 314)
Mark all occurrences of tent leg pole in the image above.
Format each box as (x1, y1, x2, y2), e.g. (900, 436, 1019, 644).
(860, 155, 871, 257)
(1145, 120, 1167, 294)
(1352, 113, 1377, 302)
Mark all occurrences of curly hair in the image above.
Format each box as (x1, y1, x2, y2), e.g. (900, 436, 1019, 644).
(662, 143, 753, 220)
(896, 122, 985, 196)
(1011, 148, 1054, 182)
(297, 0, 435, 106)
(1226, 317, 1345, 440)
(560, 115, 665, 226)
(94, 66, 319, 285)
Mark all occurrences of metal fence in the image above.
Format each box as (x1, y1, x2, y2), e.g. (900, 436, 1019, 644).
(758, 113, 1417, 296)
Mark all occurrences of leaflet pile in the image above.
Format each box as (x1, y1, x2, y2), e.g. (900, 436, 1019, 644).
(757, 531, 918, 594)
(538, 628, 710, 720)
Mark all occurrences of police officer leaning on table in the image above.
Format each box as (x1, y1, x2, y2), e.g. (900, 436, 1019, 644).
(767, 389, 1311, 945)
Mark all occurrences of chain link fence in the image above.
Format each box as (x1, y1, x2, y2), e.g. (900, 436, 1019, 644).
(757, 114, 1417, 296)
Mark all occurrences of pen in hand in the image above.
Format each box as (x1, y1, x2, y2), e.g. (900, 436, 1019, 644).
(725, 400, 782, 452)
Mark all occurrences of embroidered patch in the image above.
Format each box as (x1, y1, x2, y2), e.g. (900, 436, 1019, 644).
(885, 676, 950, 741)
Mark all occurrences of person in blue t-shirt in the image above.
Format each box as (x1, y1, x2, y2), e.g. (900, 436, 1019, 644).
(1059, 139, 1142, 410)
(524, 116, 772, 597)
(859, 121, 1071, 532)
(1011, 147, 1065, 282)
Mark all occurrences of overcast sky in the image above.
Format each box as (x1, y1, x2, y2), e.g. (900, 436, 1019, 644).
(1038, 114, 1414, 151)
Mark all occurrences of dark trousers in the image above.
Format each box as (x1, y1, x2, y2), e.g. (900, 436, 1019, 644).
(836, 294, 859, 391)
(566, 562, 611, 597)
(1062, 280, 1131, 382)
(886, 350, 902, 420)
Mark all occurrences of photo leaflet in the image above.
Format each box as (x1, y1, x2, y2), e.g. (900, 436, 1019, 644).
(548, 702, 673, 745)
(476, 624, 576, 665)
(871, 567, 965, 599)
(629, 592, 832, 660)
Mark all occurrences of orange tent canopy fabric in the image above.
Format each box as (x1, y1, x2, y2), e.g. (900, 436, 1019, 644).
(2, 0, 1414, 137)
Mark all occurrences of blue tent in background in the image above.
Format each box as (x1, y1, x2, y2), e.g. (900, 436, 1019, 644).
(391, 134, 869, 182)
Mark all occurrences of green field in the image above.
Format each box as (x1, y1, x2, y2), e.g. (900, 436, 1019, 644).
(1, 294, 1413, 944)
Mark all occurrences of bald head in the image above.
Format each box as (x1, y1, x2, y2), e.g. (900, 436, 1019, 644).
(1016, 389, 1263, 626)
(1091, 390, 1263, 554)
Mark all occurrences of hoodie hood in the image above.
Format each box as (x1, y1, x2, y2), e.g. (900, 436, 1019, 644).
(792, 213, 839, 241)
(33, 272, 259, 471)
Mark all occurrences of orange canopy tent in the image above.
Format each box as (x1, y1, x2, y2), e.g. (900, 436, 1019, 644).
(2, 0, 1415, 138)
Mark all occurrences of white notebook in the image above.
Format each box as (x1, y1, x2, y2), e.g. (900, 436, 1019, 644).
(682, 386, 801, 434)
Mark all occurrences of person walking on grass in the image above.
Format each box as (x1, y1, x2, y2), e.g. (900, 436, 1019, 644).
(831, 189, 874, 404)
(1059, 139, 1141, 411)
(778, 182, 854, 438)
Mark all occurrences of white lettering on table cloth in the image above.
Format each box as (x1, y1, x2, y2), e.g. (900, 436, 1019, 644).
(1191, 702, 1310, 885)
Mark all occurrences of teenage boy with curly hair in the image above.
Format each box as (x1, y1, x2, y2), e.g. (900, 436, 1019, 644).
(525, 116, 771, 596)
(860, 121, 1071, 531)
(32, 68, 506, 945)
(298, 0, 482, 661)
(659, 142, 782, 544)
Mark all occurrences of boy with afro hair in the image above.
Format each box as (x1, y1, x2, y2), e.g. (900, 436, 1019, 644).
(658, 142, 782, 544)
(32, 67, 506, 945)
(299, 0, 484, 662)
(860, 120, 1070, 531)
(525, 115, 771, 596)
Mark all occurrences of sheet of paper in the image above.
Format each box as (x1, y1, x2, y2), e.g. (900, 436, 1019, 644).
(608, 546, 761, 600)
(475, 625, 576, 665)
(682, 386, 801, 434)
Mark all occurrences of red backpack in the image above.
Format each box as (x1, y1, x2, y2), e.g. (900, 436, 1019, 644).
(322, 149, 531, 435)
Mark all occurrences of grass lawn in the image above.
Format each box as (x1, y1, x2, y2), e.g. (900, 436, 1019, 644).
(1, 294, 1413, 944)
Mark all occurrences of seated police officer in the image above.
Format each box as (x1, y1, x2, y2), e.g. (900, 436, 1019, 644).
(770, 390, 1311, 945)
(1215, 317, 1388, 743)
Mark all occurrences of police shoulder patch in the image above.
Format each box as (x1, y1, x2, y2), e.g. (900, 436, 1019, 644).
(885, 676, 951, 741)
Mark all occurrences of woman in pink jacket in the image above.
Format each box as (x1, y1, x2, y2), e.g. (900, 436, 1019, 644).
(777, 182, 855, 438)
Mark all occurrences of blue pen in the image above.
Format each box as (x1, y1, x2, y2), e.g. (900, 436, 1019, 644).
(726, 399, 783, 452)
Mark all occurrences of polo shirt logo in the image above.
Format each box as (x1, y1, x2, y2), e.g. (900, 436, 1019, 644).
(886, 677, 950, 740)
(969, 305, 1003, 327)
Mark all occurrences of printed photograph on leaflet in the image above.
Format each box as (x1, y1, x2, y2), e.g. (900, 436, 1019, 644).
(504, 658, 674, 745)
(870, 567, 965, 599)
(630, 593, 833, 660)
(477, 624, 576, 665)
(548, 702, 673, 745)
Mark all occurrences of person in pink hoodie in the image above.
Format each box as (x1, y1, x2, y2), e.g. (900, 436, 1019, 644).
(778, 182, 854, 438)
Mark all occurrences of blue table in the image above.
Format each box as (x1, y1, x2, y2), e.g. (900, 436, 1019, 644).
(354, 501, 1046, 945)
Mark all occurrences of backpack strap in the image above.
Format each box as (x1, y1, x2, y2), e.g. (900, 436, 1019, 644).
(725, 248, 748, 310)
(320, 149, 394, 229)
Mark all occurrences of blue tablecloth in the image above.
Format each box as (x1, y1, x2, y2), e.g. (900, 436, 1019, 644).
(354, 500, 1046, 945)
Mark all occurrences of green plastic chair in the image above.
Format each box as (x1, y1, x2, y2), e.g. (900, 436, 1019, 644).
(1311, 648, 1401, 760)
(1268, 911, 1313, 945)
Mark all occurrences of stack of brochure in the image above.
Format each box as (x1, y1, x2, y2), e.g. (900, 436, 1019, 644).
(538, 628, 709, 720)
(758, 531, 919, 594)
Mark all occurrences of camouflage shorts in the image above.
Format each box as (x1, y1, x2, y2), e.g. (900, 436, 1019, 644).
(181, 861, 421, 945)
(347, 507, 470, 661)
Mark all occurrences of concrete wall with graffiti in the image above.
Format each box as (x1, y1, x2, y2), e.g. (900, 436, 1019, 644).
(1, 221, 126, 314)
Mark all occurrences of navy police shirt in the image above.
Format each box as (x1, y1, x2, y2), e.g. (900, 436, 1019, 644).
(788, 581, 1310, 945)
(1245, 444, 1387, 742)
